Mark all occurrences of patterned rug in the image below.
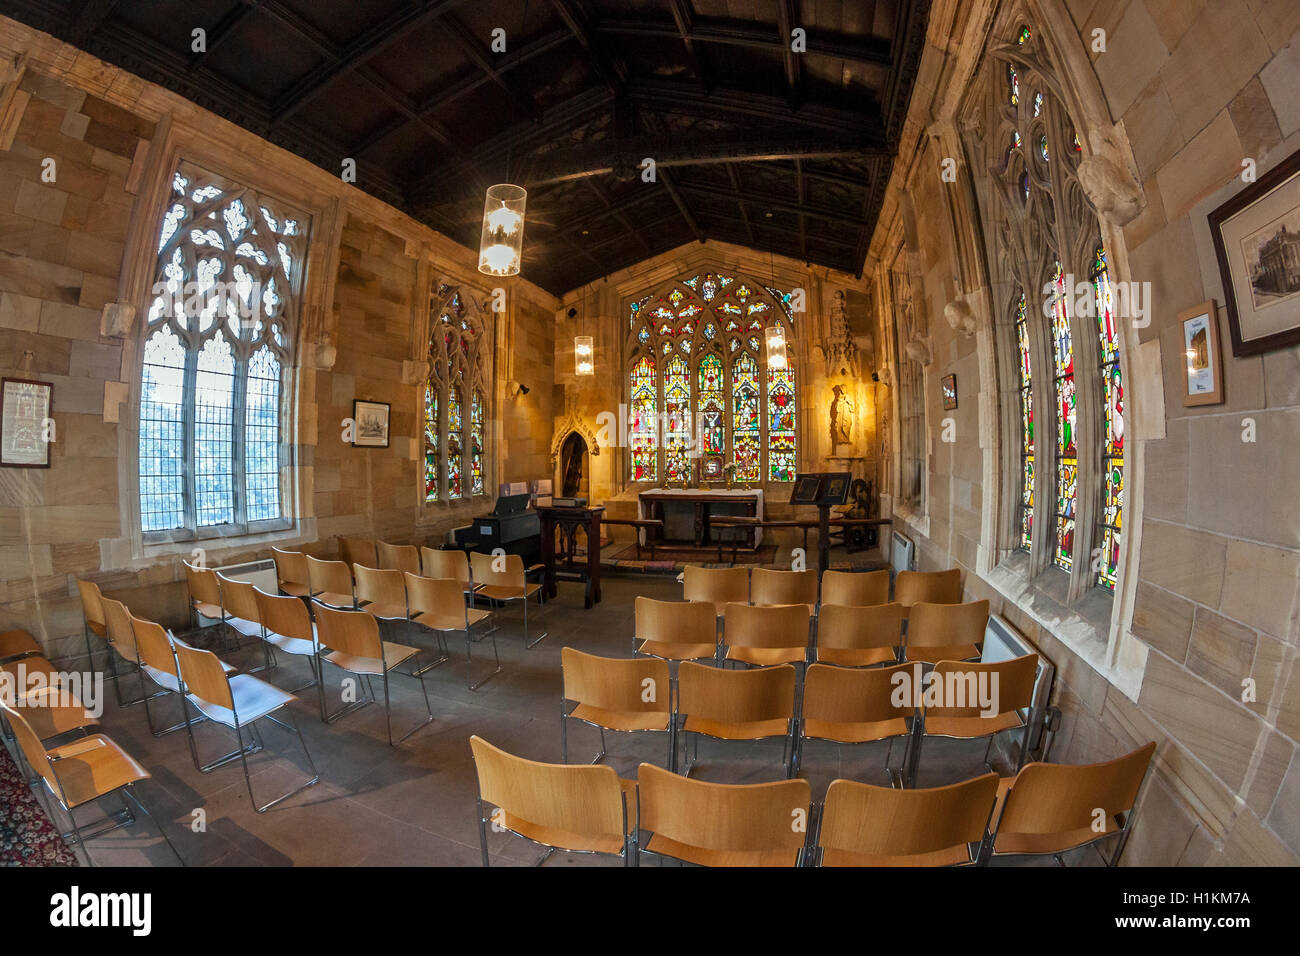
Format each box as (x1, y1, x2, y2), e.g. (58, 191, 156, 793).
(0, 743, 77, 866)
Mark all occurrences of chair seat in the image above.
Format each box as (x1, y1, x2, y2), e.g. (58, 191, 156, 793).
(45, 734, 150, 810)
(413, 607, 492, 632)
(725, 646, 806, 666)
(904, 644, 981, 664)
(188, 674, 295, 729)
(324, 641, 419, 676)
(226, 616, 263, 638)
(2, 655, 57, 699)
(644, 832, 800, 867)
(820, 843, 975, 867)
(312, 592, 356, 610)
(0, 629, 41, 662)
(264, 627, 317, 657)
(994, 820, 1118, 856)
(636, 639, 717, 662)
(15, 690, 99, 740)
(923, 710, 1024, 739)
(476, 583, 542, 602)
(802, 715, 909, 744)
(108, 637, 140, 663)
(192, 601, 224, 621)
(279, 582, 310, 598)
(682, 715, 790, 741)
(816, 646, 896, 667)
(569, 703, 671, 733)
(360, 601, 408, 621)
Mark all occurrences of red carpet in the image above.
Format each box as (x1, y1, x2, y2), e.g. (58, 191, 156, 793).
(0, 743, 77, 866)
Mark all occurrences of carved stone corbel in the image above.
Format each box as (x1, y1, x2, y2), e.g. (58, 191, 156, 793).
(943, 297, 977, 337)
(904, 336, 932, 366)
(1078, 125, 1145, 227)
(99, 301, 136, 338)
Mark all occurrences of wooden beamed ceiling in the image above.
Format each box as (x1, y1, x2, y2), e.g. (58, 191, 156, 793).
(6, 0, 932, 294)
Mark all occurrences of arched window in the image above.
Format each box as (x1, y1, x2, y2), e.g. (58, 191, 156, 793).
(423, 286, 490, 503)
(625, 272, 796, 484)
(138, 162, 306, 538)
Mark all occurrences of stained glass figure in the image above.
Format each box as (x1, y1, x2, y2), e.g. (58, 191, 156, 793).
(630, 356, 658, 481)
(767, 361, 796, 481)
(1093, 246, 1123, 589)
(732, 352, 760, 482)
(424, 385, 439, 501)
(698, 353, 725, 479)
(447, 385, 463, 499)
(1051, 261, 1076, 571)
(471, 389, 485, 497)
(1014, 290, 1034, 549)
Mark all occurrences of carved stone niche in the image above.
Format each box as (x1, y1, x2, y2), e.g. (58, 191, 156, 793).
(1078, 126, 1145, 227)
(944, 297, 977, 337)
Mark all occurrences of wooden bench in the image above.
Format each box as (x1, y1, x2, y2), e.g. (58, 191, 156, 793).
(601, 518, 665, 560)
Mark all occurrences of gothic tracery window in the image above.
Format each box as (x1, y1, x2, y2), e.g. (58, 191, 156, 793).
(424, 287, 490, 503)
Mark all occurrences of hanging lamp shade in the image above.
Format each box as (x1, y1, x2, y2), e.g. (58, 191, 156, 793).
(765, 325, 788, 369)
(574, 335, 594, 375)
(478, 183, 527, 277)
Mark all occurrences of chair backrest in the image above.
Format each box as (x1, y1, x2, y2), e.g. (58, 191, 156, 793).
(172, 638, 234, 711)
(820, 569, 890, 607)
(313, 603, 382, 661)
(403, 573, 466, 621)
(129, 614, 177, 677)
(995, 743, 1157, 846)
(353, 565, 407, 610)
(215, 572, 260, 623)
(0, 699, 59, 796)
(254, 587, 314, 645)
(100, 596, 138, 659)
(271, 547, 310, 589)
(907, 600, 990, 649)
(561, 647, 671, 715)
(306, 555, 354, 599)
(722, 602, 810, 651)
(378, 541, 421, 576)
(183, 561, 222, 607)
(817, 602, 905, 653)
(895, 568, 963, 607)
(470, 736, 626, 850)
(75, 578, 105, 628)
(339, 536, 378, 570)
(677, 661, 796, 723)
(634, 597, 715, 647)
(682, 565, 749, 615)
(819, 773, 999, 863)
(421, 547, 470, 584)
(470, 550, 525, 589)
(750, 568, 818, 607)
(926, 654, 1038, 720)
(637, 763, 811, 860)
(802, 662, 920, 726)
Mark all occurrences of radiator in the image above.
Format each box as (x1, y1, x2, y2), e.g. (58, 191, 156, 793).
(211, 558, 277, 593)
(891, 530, 915, 573)
(981, 614, 1055, 758)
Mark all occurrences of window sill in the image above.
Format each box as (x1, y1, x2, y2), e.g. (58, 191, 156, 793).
(131, 518, 316, 566)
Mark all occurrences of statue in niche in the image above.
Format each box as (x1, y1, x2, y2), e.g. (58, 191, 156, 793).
(830, 384, 854, 447)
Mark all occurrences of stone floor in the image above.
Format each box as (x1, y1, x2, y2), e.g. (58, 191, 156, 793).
(20, 574, 1086, 867)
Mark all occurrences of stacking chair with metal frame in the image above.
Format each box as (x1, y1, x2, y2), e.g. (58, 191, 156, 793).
(129, 613, 231, 738)
(721, 602, 811, 669)
(0, 628, 41, 665)
(816, 773, 999, 866)
(339, 536, 378, 571)
(312, 603, 433, 745)
(749, 568, 818, 612)
(306, 555, 356, 610)
(982, 742, 1157, 866)
(253, 588, 323, 695)
(895, 568, 963, 611)
(172, 638, 318, 812)
(215, 572, 273, 670)
(271, 546, 311, 598)
(421, 547, 476, 597)
(353, 565, 410, 623)
(820, 568, 890, 607)
(470, 735, 634, 867)
(904, 599, 989, 664)
(636, 763, 811, 867)
(404, 573, 498, 689)
(183, 561, 233, 645)
(560, 648, 673, 768)
(75, 578, 108, 671)
(470, 551, 547, 648)
(100, 597, 149, 707)
(0, 656, 99, 753)
(378, 541, 421, 576)
(675, 661, 797, 777)
(682, 565, 749, 620)
(815, 602, 905, 668)
(1, 699, 182, 867)
(793, 662, 920, 781)
(633, 596, 718, 662)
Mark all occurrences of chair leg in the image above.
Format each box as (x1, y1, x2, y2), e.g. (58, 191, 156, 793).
(239, 712, 319, 812)
(522, 593, 547, 648)
(386, 665, 435, 745)
(466, 626, 502, 691)
(477, 798, 491, 867)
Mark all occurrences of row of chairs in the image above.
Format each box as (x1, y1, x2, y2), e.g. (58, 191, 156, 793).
(682, 566, 962, 616)
(472, 735, 1158, 867)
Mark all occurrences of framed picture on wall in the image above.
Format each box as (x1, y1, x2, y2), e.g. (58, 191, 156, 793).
(1, 377, 54, 468)
(351, 399, 390, 448)
(1208, 147, 1300, 356)
(941, 374, 958, 410)
(1178, 300, 1224, 406)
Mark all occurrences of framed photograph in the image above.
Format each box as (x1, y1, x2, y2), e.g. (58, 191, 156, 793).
(1208, 147, 1300, 356)
(790, 474, 823, 505)
(351, 399, 390, 448)
(817, 472, 852, 506)
(941, 374, 958, 410)
(1, 377, 54, 468)
(1178, 300, 1224, 406)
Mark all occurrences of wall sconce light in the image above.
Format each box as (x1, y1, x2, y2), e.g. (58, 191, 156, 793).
(574, 335, 594, 376)
(765, 325, 788, 369)
(478, 183, 527, 277)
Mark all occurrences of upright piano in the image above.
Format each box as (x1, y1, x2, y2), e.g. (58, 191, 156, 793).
(453, 493, 542, 565)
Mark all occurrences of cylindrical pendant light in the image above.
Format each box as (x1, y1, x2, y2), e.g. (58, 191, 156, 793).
(478, 183, 527, 277)
(766, 325, 788, 369)
(574, 335, 594, 375)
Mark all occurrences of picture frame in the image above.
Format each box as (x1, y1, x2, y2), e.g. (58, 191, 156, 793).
(817, 472, 852, 506)
(790, 474, 823, 505)
(1208, 147, 1300, 357)
(941, 373, 958, 410)
(1, 377, 54, 468)
(1178, 300, 1224, 406)
(351, 399, 390, 448)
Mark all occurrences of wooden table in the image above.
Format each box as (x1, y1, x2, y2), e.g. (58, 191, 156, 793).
(537, 504, 604, 608)
(637, 489, 763, 551)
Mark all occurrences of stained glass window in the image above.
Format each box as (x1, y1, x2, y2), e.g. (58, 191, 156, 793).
(1050, 261, 1076, 571)
(1093, 246, 1123, 589)
(664, 355, 692, 483)
(732, 353, 761, 482)
(698, 353, 725, 480)
(424, 284, 491, 503)
(471, 389, 485, 497)
(447, 384, 463, 499)
(138, 161, 304, 537)
(630, 356, 658, 481)
(424, 387, 439, 502)
(1011, 291, 1033, 549)
(1008, 63, 1019, 106)
(766, 362, 796, 482)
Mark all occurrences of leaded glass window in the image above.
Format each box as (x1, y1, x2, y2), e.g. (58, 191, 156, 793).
(1014, 290, 1034, 549)
(1093, 247, 1123, 588)
(423, 285, 491, 503)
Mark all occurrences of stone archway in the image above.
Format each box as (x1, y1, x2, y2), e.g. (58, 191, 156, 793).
(560, 432, 588, 498)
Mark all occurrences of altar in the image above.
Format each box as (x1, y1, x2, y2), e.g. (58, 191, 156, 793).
(636, 488, 765, 550)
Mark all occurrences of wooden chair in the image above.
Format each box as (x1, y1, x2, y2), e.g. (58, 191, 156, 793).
(306, 555, 356, 609)
(721, 602, 811, 668)
(0, 698, 182, 866)
(815, 602, 905, 667)
(561, 648, 673, 767)
(817, 773, 999, 866)
(3, 682, 99, 744)
(983, 743, 1157, 866)
(74, 578, 107, 671)
(470, 551, 547, 648)
(794, 662, 920, 781)
(750, 567, 818, 611)
(312, 603, 433, 745)
(911, 653, 1039, 786)
(675, 661, 797, 777)
(378, 541, 421, 576)
(895, 568, 963, 610)
(215, 571, 272, 669)
(100, 597, 149, 707)
(253, 588, 322, 695)
(0, 628, 41, 665)
(682, 565, 749, 619)
(271, 546, 311, 598)
(129, 613, 231, 738)
(421, 546, 475, 596)
(633, 596, 718, 662)
(339, 536, 378, 570)
(183, 561, 229, 638)
(636, 763, 811, 866)
(353, 565, 409, 621)
(470, 735, 634, 866)
(404, 573, 498, 689)
(172, 638, 318, 811)
(820, 568, 890, 607)
(905, 599, 989, 664)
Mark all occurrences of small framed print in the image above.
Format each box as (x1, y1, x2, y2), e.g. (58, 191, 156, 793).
(941, 374, 958, 410)
(818, 472, 852, 506)
(351, 399, 390, 448)
(790, 474, 823, 505)
(1, 377, 54, 468)
(1178, 300, 1224, 406)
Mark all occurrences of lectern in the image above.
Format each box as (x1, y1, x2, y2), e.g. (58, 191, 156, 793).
(536, 504, 605, 608)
